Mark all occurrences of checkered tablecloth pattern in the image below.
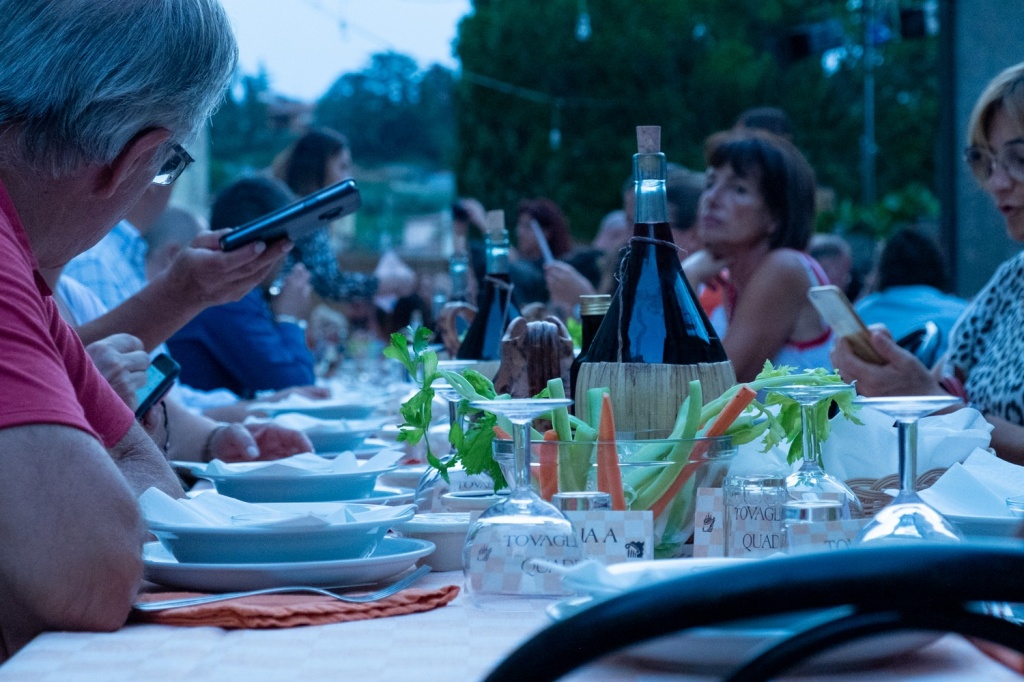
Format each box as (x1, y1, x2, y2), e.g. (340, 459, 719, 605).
(0, 572, 1018, 681)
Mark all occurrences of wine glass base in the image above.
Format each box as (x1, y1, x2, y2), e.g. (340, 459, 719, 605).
(463, 509, 580, 603)
(786, 469, 863, 519)
(857, 501, 963, 544)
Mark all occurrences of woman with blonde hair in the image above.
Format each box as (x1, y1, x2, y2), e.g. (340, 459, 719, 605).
(833, 62, 1024, 464)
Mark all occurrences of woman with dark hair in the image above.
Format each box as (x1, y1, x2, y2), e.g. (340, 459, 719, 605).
(686, 129, 830, 381)
(271, 126, 415, 303)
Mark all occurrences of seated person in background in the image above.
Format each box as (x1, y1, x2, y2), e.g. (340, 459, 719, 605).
(854, 227, 968, 363)
(167, 177, 318, 398)
(688, 129, 831, 381)
(51, 272, 313, 463)
(142, 205, 209, 281)
(0, 0, 234, 657)
(666, 167, 730, 317)
(511, 197, 603, 316)
(734, 105, 795, 140)
(592, 208, 630, 258)
(271, 126, 416, 302)
(809, 232, 860, 300)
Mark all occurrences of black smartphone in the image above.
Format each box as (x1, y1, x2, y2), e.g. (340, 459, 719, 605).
(219, 179, 362, 252)
(135, 353, 181, 419)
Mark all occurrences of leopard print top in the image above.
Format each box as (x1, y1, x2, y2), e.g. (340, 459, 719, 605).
(946, 252, 1024, 426)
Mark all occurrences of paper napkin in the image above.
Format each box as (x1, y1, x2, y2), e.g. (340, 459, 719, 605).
(246, 413, 386, 434)
(140, 488, 416, 529)
(918, 448, 1024, 518)
(821, 407, 993, 481)
(203, 450, 404, 478)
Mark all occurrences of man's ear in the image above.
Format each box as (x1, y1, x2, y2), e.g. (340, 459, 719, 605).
(94, 128, 171, 199)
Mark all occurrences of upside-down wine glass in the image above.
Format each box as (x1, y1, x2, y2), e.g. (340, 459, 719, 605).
(413, 360, 486, 511)
(773, 383, 864, 519)
(854, 395, 963, 544)
(462, 398, 580, 608)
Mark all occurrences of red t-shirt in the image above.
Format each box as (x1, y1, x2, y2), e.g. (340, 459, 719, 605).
(0, 181, 133, 447)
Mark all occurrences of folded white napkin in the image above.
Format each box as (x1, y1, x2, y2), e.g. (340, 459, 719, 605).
(245, 413, 386, 434)
(534, 557, 757, 598)
(140, 487, 416, 529)
(918, 448, 1024, 518)
(820, 407, 992, 481)
(203, 450, 404, 478)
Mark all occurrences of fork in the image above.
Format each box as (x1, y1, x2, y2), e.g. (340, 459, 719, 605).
(134, 565, 431, 611)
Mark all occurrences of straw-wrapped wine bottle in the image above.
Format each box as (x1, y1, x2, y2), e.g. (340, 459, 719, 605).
(455, 210, 520, 364)
(573, 126, 735, 431)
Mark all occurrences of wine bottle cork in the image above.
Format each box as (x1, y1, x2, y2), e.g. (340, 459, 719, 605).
(636, 126, 661, 154)
(485, 209, 506, 237)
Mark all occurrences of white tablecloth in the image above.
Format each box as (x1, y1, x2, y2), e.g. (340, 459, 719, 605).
(0, 572, 1020, 682)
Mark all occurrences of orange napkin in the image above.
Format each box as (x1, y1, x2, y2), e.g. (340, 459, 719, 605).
(131, 585, 459, 628)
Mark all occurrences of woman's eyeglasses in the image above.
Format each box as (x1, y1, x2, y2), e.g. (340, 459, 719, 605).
(964, 141, 1024, 183)
(152, 144, 194, 185)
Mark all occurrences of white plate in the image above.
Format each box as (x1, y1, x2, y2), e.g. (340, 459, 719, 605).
(380, 464, 429, 489)
(548, 597, 939, 673)
(147, 502, 414, 564)
(143, 537, 435, 592)
(357, 486, 415, 506)
(183, 462, 395, 503)
(947, 513, 1022, 538)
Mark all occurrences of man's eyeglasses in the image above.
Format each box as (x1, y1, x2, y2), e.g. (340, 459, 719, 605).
(152, 144, 194, 185)
(964, 141, 1024, 183)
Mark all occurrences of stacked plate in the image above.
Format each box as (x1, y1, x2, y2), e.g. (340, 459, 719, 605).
(139, 488, 432, 592)
(176, 451, 414, 505)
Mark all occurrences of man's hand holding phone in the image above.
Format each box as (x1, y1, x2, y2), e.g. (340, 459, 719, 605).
(161, 230, 292, 309)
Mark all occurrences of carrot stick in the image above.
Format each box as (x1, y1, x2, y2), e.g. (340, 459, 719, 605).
(493, 425, 512, 440)
(537, 429, 560, 502)
(649, 386, 757, 518)
(597, 394, 627, 511)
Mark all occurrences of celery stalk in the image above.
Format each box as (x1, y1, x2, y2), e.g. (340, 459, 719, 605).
(631, 381, 702, 511)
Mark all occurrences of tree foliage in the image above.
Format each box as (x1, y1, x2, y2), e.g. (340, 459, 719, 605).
(454, 0, 938, 240)
(316, 53, 455, 166)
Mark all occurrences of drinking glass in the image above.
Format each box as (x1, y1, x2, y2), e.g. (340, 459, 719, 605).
(462, 398, 580, 607)
(414, 360, 488, 511)
(773, 383, 863, 518)
(854, 396, 963, 544)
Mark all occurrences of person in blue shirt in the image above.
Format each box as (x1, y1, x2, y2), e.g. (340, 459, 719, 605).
(167, 177, 317, 398)
(854, 227, 967, 363)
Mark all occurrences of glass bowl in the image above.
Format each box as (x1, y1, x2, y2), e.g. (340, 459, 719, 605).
(493, 431, 737, 558)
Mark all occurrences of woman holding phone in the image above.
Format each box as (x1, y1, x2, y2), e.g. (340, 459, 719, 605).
(832, 62, 1024, 464)
(271, 126, 415, 302)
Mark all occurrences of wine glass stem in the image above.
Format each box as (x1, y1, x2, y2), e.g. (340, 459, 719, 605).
(897, 419, 918, 494)
(513, 420, 532, 493)
(800, 402, 820, 465)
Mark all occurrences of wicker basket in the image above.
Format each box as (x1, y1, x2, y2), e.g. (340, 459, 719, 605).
(846, 468, 947, 518)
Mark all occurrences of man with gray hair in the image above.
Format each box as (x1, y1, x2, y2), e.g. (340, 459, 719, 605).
(0, 0, 285, 658)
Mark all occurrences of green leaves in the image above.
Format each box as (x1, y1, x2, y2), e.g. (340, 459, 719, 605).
(386, 328, 439, 461)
